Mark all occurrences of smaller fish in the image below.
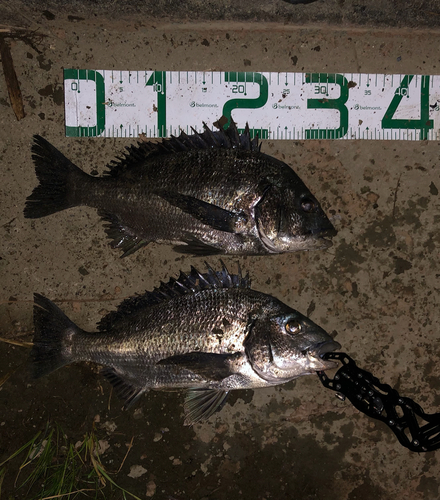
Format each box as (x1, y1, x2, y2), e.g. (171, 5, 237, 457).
(24, 122, 336, 257)
(30, 262, 340, 425)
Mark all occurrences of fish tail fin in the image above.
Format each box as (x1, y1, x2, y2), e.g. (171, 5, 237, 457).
(24, 135, 89, 219)
(30, 293, 82, 378)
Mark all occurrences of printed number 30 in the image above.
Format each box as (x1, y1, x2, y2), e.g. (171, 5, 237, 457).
(306, 73, 349, 139)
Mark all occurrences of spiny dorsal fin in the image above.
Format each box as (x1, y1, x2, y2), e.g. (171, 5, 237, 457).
(104, 121, 261, 178)
(97, 262, 251, 332)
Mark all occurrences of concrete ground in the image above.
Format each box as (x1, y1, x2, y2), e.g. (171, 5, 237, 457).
(1, 1, 440, 499)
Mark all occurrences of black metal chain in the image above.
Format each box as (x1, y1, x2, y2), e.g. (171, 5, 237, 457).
(317, 352, 440, 452)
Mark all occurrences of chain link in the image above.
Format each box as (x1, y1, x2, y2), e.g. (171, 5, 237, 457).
(317, 352, 440, 452)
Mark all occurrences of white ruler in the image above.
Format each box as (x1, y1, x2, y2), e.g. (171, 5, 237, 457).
(63, 70, 440, 140)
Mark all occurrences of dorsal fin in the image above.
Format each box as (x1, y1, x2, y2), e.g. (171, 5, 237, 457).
(97, 261, 251, 332)
(104, 121, 261, 178)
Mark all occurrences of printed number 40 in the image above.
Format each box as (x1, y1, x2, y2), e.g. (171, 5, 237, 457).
(381, 75, 433, 140)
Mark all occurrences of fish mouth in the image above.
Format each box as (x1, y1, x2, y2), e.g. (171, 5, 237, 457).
(307, 340, 341, 370)
(257, 223, 337, 253)
(308, 226, 337, 249)
(311, 226, 337, 237)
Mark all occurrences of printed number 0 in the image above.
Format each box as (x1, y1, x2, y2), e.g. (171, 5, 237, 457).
(64, 69, 105, 137)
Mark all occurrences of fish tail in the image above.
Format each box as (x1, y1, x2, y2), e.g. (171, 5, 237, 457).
(24, 135, 90, 219)
(30, 293, 82, 378)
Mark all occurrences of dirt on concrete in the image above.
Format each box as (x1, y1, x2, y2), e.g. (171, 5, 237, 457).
(4, 0, 440, 29)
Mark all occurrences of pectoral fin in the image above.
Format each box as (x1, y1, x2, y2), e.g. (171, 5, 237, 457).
(173, 235, 223, 256)
(157, 352, 240, 381)
(154, 190, 247, 233)
(184, 389, 230, 426)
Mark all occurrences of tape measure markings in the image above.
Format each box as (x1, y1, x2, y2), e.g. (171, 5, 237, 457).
(63, 70, 440, 140)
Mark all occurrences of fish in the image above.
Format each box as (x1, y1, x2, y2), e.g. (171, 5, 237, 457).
(24, 122, 336, 257)
(30, 262, 341, 425)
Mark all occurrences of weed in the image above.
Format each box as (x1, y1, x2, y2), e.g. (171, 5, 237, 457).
(0, 422, 141, 500)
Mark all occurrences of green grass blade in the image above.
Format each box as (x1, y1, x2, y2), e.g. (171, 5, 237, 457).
(92, 462, 142, 500)
(0, 466, 6, 496)
(0, 431, 42, 468)
(1, 422, 141, 500)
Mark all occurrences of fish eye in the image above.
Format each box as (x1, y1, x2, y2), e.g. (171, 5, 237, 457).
(285, 321, 302, 335)
(301, 197, 315, 212)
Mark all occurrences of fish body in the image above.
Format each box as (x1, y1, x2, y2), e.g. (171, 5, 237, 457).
(24, 123, 336, 256)
(30, 263, 340, 424)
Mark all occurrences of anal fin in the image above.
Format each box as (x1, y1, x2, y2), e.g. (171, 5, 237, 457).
(101, 367, 146, 409)
(98, 210, 149, 257)
(184, 389, 230, 426)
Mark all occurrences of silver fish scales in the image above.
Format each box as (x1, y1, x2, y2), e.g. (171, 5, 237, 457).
(30, 262, 340, 425)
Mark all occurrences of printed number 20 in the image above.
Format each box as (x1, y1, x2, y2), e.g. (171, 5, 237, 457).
(232, 84, 246, 94)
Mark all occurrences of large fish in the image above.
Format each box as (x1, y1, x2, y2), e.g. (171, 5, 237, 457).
(24, 122, 336, 256)
(30, 262, 340, 425)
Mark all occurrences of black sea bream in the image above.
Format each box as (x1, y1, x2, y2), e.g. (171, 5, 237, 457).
(24, 122, 336, 256)
(30, 263, 340, 424)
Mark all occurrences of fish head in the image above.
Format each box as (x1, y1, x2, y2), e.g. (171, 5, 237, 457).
(255, 169, 336, 253)
(244, 307, 340, 383)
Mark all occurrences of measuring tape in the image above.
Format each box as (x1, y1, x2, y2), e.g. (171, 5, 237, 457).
(63, 70, 440, 140)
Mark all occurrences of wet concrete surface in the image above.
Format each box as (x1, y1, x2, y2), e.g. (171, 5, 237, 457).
(1, 3, 440, 499)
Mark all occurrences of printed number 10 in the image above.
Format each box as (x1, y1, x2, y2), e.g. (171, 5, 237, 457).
(146, 72, 166, 137)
